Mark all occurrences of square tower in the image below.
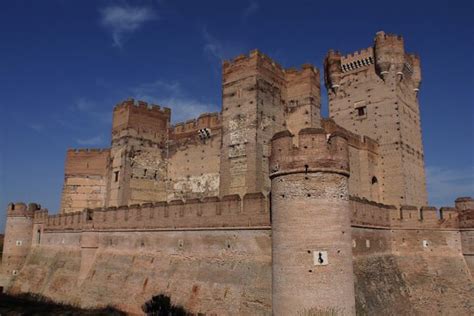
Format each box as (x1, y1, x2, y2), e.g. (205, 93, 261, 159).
(108, 99, 171, 207)
(324, 31, 427, 207)
(219, 50, 321, 197)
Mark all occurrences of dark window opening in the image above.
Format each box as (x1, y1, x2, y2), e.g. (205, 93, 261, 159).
(371, 176, 378, 184)
(357, 106, 367, 117)
(114, 171, 119, 182)
(144, 169, 147, 176)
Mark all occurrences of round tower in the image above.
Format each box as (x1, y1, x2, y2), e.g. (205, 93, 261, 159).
(269, 128, 355, 315)
(407, 53, 422, 92)
(2, 203, 36, 278)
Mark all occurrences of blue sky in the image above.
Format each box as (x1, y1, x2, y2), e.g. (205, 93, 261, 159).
(0, 0, 473, 232)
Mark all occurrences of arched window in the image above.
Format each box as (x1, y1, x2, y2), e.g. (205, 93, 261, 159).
(371, 176, 378, 185)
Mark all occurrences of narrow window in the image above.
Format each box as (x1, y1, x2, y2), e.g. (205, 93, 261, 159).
(114, 171, 119, 182)
(143, 169, 147, 176)
(357, 106, 366, 117)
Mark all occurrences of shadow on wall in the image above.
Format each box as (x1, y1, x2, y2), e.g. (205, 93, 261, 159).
(142, 294, 194, 316)
(0, 234, 3, 261)
(0, 293, 126, 315)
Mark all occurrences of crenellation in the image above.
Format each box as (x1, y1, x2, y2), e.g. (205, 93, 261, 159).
(2, 31, 473, 316)
(113, 98, 171, 116)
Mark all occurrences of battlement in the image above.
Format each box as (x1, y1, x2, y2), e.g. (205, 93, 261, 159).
(374, 31, 404, 43)
(285, 63, 319, 78)
(285, 64, 320, 100)
(170, 112, 222, 140)
(350, 197, 464, 230)
(455, 197, 474, 210)
(223, 50, 319, 86)
(7, 202, 38, 217)
(42, 193, 270, 231)
(322, 119, 379, 153)
(269, 128, 350, 178)
(67, 148, 109, 153)
(112, 98, 171, 143)
(65, 148, 110, 176)
(113, 98, 171, 116)
(340, 47, 374, 73)
(325, 31, 415, 86)
(223, 49, 285, 77)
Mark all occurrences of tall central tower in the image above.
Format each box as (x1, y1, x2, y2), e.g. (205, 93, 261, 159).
(324, 31, 427, 207)
(220, 50, 321, 197)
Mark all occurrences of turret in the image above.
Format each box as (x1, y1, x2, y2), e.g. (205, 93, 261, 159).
(407, 53, 422, 93)
(455, 197, 474, 211)
(2, 203, 37, 279)
(269, 128, 355, 315)
(324, 50, 342, 94)
(374, 31, 405, 80)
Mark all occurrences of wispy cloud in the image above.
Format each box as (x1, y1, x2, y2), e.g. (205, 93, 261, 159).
(100, 4, 157, 47)
(73, 98, 112, 125)
(76, 135, 105, 146)
(131, 80, 217, 123)
(426, 165, 474, 207)
(242, 1, 259, 21)
(29, 124, 44, 132)
(202, 28, 246, 61)
(75, 98, 95, 112)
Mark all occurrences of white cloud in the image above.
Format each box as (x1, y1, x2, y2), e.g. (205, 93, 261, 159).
(75, 98, 95, 112)
(76, 135, 105, 146)
(426, 165, 474, 207)
(131, 80, 217, 123)
(100, 5, 156, 47)
(242, 1, 259, 20)
(73, 98, 112, 125)
(202, 28, 246, 61)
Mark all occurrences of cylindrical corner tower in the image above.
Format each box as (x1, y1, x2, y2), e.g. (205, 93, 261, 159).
(374, 31, 405, 79)
(269, 128, 355, 315)
(324, 50, 342, 94)
(2, 203, 35, 278)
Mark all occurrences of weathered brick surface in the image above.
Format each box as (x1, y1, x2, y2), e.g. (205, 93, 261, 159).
(9, 229, 272, 315)
(270, 129, 355, 315)
(1, 31, 473, 316)
(325, 31, 427, 207)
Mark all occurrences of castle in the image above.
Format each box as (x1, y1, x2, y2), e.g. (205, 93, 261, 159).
(1, 31, 473, 315)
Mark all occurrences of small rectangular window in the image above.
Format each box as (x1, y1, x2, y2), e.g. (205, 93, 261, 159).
(357, 106, 366, 117)
(114, 171, 119, 182)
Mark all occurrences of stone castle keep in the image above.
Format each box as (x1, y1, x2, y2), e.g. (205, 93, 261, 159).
(2, 32, 473, 315)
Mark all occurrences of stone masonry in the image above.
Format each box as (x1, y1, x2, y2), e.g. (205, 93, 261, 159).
(1, 32, 473, 315)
